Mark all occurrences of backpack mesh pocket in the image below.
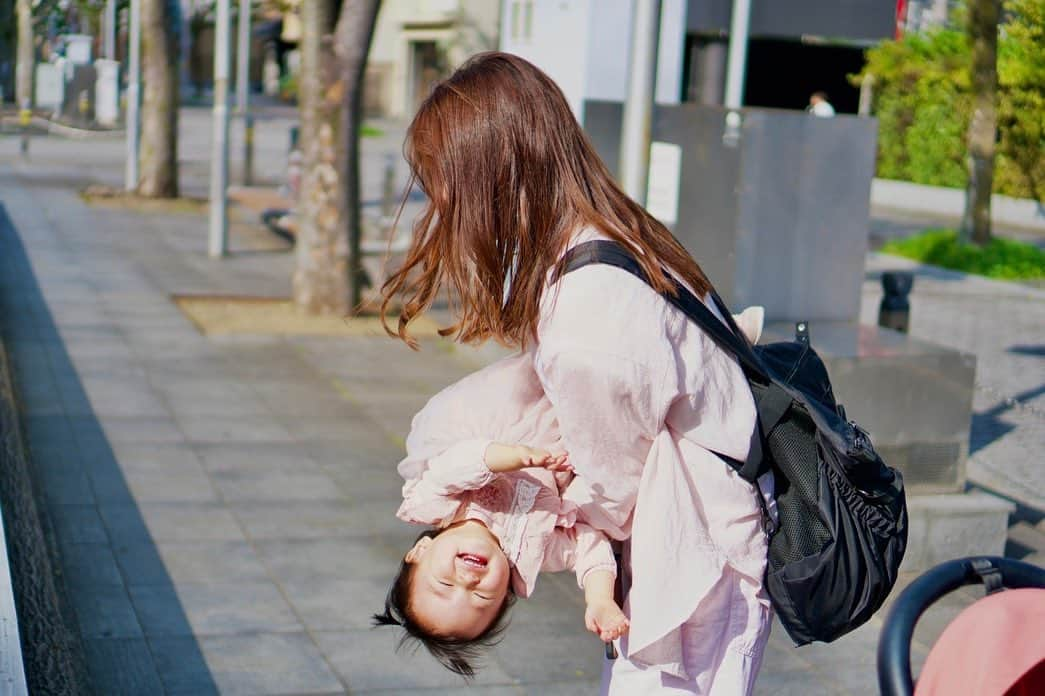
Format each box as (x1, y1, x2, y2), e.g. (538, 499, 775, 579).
(767, 409, 832, 570)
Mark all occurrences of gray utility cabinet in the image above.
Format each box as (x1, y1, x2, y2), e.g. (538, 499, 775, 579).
(584, 101, 877, 323)
(583, 101, 977, 494)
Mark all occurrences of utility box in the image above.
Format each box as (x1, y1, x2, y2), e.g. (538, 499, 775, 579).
(94, 59, 120, 126)
(35, 63, 65, 112)
(62, 34, 93, 64)
(584, 101, 878, 323)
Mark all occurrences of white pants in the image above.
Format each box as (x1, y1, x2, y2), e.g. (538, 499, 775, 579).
(600, 568, 771, 695)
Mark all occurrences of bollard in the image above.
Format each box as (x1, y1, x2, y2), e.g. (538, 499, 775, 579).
(19, 98, 30, 158)
(286, 125, 302, 199)
(243, 114, 255, 186)
(381, 153, 396, 224)
(78, 89, 90, 122)
(879, 271, 913, 333)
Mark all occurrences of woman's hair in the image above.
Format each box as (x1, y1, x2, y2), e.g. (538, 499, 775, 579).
(371, 528, 516, 678)
(381, 51, 711, 349)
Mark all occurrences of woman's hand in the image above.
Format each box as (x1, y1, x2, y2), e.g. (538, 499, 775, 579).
(484, 443, 572, 474)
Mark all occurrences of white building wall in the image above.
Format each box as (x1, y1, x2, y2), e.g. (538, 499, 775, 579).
(500, 0, 592, 119)
(501, 0, 686, 122)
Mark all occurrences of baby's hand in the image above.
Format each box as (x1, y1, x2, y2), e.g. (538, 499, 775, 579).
(485, 443, 572, 474)
(584, 599, 630, 643)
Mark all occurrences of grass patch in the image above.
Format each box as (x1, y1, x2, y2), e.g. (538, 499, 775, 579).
(360, 124, 384, 138)
(880, 228, 1045, 280)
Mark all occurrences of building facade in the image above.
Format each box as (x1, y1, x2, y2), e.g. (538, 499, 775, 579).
(367, 0, 501, 119)
(499, 0, 900, 120)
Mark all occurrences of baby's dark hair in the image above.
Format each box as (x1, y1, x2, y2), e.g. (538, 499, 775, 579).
(371, 527, 516, 678)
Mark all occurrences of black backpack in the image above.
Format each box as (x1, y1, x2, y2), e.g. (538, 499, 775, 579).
(558, 240, 909, 646)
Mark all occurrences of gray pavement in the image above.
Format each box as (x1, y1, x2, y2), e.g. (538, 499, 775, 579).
(0, 110, 1042, 694)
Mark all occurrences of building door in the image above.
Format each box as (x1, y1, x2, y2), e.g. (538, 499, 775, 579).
(410, 40, 445, 110)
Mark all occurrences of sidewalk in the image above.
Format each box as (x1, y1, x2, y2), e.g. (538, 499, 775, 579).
(2, 115, 1042, 693)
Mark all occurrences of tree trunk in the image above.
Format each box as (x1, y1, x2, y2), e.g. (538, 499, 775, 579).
(336, 0, 381, 311)
(15, 0, 32, 108)
(138, 0, 180, 198)
(959, 0, 999, 246)
(0, 0, 15, 103)
(293, 0, 348, 315)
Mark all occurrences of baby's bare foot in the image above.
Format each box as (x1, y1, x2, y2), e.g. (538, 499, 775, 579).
(584, 600, 630, 642)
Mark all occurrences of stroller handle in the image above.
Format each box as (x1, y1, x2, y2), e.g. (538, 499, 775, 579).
(877, 556, 1045, 696)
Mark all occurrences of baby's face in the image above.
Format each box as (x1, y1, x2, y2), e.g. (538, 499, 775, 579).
(405, 520, 511, 639)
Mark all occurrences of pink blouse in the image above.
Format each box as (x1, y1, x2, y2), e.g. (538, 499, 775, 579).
(396, 351, 617, 598)
(535, 228, 775, 679)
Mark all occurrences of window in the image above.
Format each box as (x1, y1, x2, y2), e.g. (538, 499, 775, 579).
(510, 0, 534, 42)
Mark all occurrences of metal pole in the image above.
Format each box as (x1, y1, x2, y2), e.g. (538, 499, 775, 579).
(619, 0, 661, 205)
(236, 0, 250, 113)
(723, 0, 751, 109)
(125, 0, 141, 191)
(209, 0, 231, 258)
(104, 0, 116, 59)
(237, 0, 254, 184)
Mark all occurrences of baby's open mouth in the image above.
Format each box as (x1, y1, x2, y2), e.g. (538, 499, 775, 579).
(458, 553, 488, 569)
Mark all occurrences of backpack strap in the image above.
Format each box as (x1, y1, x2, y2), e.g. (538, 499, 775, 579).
(556, 241, 767, 381)
(554, 239, 777, 483)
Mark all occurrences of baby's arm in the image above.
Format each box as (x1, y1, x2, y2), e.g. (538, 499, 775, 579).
(543, 522, 629, 642)
(583, 569, 629, 642)
(397, 441, 570, 525)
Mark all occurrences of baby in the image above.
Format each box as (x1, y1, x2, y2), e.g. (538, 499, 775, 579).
(372, 351, 628, 676)
(374, 308, 765, 676)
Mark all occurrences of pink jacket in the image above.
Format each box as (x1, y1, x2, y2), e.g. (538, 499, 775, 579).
(535, 228, 774, 679)
(396, 351, 617, 598)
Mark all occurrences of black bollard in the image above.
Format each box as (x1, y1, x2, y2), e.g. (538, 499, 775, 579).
(879, 272, 913, 333)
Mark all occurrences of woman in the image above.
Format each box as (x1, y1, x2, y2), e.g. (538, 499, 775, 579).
(381, 52, 773, 695)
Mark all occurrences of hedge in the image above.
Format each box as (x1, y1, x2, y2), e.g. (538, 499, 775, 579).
(855, 0, 1044, 201)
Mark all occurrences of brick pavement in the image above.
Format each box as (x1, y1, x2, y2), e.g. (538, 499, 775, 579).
(2, 113, 1041, 694)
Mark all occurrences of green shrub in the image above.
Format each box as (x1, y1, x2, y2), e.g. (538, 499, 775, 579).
(856, 0, 1045, 201)
(881, 229, 1045, 279)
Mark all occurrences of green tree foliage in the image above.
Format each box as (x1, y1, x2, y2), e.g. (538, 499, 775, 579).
(858, 0, 1044, 200)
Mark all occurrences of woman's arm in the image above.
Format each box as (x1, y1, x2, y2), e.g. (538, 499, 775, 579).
(536, 346, 677, 539)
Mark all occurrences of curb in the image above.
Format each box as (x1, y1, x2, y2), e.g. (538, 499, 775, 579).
(871, 178, 1045, 233)
(0, 209, 92, 695)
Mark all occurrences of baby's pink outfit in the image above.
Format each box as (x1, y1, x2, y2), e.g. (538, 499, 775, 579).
(535, 227, 775, 694)
(396, 351, 617, 598)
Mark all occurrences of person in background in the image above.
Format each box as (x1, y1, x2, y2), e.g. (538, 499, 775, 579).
(808, 91, 836, 117)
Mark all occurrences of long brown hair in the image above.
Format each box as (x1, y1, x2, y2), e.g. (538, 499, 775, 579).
(381, 51, 711, 349)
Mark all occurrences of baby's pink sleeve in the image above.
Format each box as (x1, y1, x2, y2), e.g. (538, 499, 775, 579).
(542, 523, 617, 589)
(396, 439, 494, 526)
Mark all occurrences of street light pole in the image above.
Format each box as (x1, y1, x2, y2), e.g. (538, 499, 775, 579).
(209, 0, 231, 258)
(104, 0, 116, 59)
(236, 0, 254, 185)
(723, 0, 751, 109)
(619, 0, 662, 205)
(125, 0, 141, 191)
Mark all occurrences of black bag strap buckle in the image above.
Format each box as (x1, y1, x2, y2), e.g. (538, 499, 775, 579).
(970, 558, 1005, 595)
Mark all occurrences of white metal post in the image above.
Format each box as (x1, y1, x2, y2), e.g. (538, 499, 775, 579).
(209, 0, 231, 258)
(125, 0, 141, 191)
(236, 0, 251, 113)
(236, 0, 254, 184)
(619, 0, 662, 205)
(723, 0, 751, 109)
(104, 0, 117, 59)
